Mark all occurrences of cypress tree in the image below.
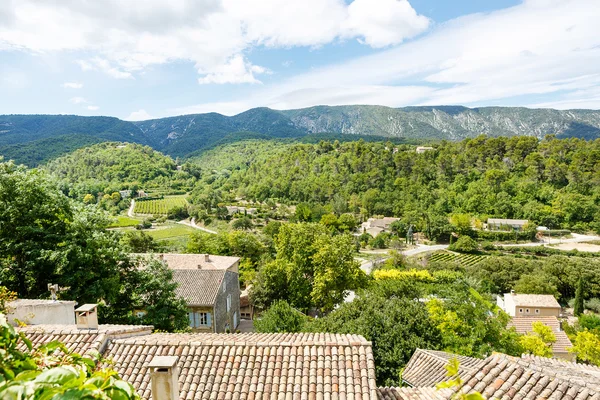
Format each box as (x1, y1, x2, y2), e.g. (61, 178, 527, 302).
(574, 276, 585, 316)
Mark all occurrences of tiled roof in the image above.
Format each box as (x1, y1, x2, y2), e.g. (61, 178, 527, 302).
(508, 294, 561, 308)
(377, 387, 449, 400)
(103, 332, 377, 400)
(520, 354, 600, 385)
(402, 349, 485, 387)
(487, 218, 528, 225)
(458, 353, 600, 399)
(171, 269, 226, 307)
(17, 324, 153, 357)
(132, 253, 239, 271)
(508, 316, 573, 355)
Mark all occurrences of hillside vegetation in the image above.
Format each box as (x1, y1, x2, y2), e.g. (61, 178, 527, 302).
(190, 135, 600, 233)
(3, 105, 600, 165)
(45, 142, 197, 199)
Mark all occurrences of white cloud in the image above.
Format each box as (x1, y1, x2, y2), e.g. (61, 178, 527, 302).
(125, 109, 155, 121)
(198, 55, 269, 84)
(62, 82, 83, 89)
(174, 0, 600, 113)
(0, 0, 429, 83)
(87, 105, 100, 110)
(69, 96, 88, 104)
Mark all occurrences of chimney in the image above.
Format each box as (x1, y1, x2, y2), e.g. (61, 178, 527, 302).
(75, 304, 98, 330)
(204, 254, 210, 263)
(149, 356, 179, 400)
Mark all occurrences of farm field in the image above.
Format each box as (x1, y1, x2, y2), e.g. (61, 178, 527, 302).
(134, 195, 188, 215)
(429, 251, 486, 268)
(108, 215, 142, 228)
(145, 223, 197, 240)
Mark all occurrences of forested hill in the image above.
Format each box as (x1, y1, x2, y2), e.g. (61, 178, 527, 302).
(2, 105, 600, 165)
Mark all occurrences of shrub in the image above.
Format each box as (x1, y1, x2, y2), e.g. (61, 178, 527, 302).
(578, 314, 600, 331)
(585, 298, 600, 314)
(449, 236, 479, 253)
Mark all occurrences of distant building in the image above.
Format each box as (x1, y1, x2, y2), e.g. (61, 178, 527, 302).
(137, 190, 148, 198)
(416, 146, 434, 154)
(119, 190, 132, 199)
(225, 205, 258, 216)
(487, 218, 529, 231)
(361, 217, 399, 236)
(239, 285, 254, 320)
(497, 292, 561, 317)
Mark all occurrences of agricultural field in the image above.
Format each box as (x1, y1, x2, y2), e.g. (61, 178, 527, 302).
(107, 215, 142, 228)
(134, 195, 188, 215)
(429, 251, 486, 268)
(145, 223, 197, 240)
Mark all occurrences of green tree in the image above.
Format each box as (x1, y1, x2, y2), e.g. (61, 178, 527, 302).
(232, 216, 253, 230)
(311, 293, 442, 386)
(123, 230, 158, 252)
(254, 300, 306, 333)
(574, 276, 585, 316)
(514, 273, 560, 298)
(569, 330, 600, 366)
(319, 213, 339, 231)
(519, 321, 556, 357)
(338, 213, 357, 232)
(448, 236, 478, 253)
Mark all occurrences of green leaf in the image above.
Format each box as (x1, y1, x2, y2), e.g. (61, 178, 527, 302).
(34, 366, 78, 385)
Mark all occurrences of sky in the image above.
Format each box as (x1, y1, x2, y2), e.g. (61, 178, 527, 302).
(0, 0, 599, 120)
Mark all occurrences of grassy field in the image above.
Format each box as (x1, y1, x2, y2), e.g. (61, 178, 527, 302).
(108, 215, 142, 228)
(145, 223, 197, 240)
(429, 251, 486, 267)
(134, 195, 188, 215)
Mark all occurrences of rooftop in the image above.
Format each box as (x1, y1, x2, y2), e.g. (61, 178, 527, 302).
(171, 269, 228, 307)
(132, 253, 240, 271)
(401, 349, 600, 399)
(377, 387, 449, 400)
(17, 324, 153, 356)
(103, 332, 377, 400)
(506, 293, 561, 308)
(9, 299, 77, 306)
(487, 218, 528, 225)
(508, 316, 573, 355)
(401, 349, 485, 387)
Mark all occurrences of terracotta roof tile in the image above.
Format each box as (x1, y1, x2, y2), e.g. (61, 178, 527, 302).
(133, 253, 239, 271)
(376, 387, 449, 400)
(508, 316, 574, 355)
(401, 349, 485, 387)
(101, 332, 376, 400)
(171, 269, 228, 306)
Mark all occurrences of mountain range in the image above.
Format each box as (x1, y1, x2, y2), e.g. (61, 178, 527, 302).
(2, 105, 600, 165)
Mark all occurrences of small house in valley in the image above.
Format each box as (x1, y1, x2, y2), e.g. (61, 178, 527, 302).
(486, 218, 529, 231)
(361, 217, 399, 236)
(497, 292, 561, 317)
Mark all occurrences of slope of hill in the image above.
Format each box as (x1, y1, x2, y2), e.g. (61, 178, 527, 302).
(2, 105, 600, 165)
(45, 142, 195, 198)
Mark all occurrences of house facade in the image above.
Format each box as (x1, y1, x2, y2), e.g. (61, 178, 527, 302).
(172, 269, 241, 333)
(497, 292, 561, 317)
(486, 218, 529, 231)
(361, 217, 399, 236)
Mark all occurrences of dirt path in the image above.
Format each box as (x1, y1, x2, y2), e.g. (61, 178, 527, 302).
(127, 199, 135, 217)
(177, 218, 218, 234)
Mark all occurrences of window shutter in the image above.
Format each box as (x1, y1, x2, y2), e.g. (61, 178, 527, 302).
(207, 313, 212, 327)
(188, 312, 194, 327)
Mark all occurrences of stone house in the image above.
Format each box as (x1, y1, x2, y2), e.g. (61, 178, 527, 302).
(497, 292, 561, 317)
(361, 217, 399, 236)
(133, 253, 240, 273)
(172, 269, 240, 333)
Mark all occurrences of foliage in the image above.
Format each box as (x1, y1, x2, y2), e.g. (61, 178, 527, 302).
(232, 216, 254, 230)
(578, 314, 600, 331)
(514, 273, 560, 298)
(448, 236, 479, 253)
(575, 276, 585, 316)
(373, 269, 434, 282)
(519, 322, 556, 357)
(311, 292, 442, 386)
(0, 313, 139, 399)
(123, 231, 159, 253)
(0, 287, 16, 314)
(429, 252, 485, 268)
(251, 223, 366, 313)
(569, 330, 600, 366)
(0, 161, 190, 332)
(254, 300, 307, 333)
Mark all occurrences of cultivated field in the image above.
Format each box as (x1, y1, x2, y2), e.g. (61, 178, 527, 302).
(134, 195, 188, 215)
(429, 251, 486, 267)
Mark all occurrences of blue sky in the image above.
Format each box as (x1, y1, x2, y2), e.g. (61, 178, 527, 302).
(0, 0, 598, 120)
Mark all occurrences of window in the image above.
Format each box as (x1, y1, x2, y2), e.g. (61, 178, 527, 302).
(519, 308, 523, 313)
(233, 312, 238, 328)
(535, 309, 540, 314)
(526, 308, 530, 314)
(227, 294, 232, 312)
(223, 280, 227, 293)
(188, 312, 211, 328)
